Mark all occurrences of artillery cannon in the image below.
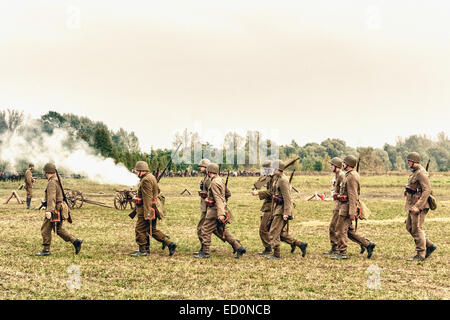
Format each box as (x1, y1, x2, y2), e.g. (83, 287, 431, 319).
(64, 188, 114, 209)
(114, 189, 137, 210)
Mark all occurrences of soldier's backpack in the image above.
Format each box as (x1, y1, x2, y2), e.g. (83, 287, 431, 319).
(428, 194, 437, 210)
(356, 200, 371, 220)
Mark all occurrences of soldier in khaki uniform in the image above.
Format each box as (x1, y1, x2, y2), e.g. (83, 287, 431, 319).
(404, 152, 437, 261)
(251, 160, 275, 255)
(24, 163, 34, 209)
(267, 160, 307, 259)
(36, 163, 82, 256)
(131, 161, 176, 257)
(195, 163, 246, 259)
(194, 158, 211, 254)
(323, 157, 345, 255)
(332, 156, 375, 260)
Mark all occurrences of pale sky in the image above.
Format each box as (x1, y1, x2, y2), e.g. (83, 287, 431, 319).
(1, 0, 449, 152)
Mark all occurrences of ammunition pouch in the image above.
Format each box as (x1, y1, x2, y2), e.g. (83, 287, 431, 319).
(198, 191, 208, 199)
(132, 197, 143, 206)
(205, 199, 216, 208)
(50, 210, 61, 223)
(428, 195, 437, 210)
(272, 195, 284, 205)
(405, 185, 419, 195)
(337, 195, 348, 203)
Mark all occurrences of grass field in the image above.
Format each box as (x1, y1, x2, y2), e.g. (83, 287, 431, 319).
(0, 174, 449, 300)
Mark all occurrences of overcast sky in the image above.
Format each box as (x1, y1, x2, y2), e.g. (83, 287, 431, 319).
(1, 0, 449, 152)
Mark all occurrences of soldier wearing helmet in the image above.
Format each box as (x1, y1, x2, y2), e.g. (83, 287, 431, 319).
(24, 163, 35, 209)
(404, 152, 437, 261)
(35, 163, 82, 256)
(194, 158, 211, 254)
(332, 156, 375, 260)
(322, 157, 345, 255)
(131, 161, 177, 257)
(265, 160, 308, 259)
(251, 160, 276, 255)
(195, 163, 246, 259)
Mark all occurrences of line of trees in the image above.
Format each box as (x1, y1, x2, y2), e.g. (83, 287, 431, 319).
(1, 110, 449, 173)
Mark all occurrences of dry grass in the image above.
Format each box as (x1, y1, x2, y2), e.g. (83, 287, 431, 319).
(0, 175, 449, 300)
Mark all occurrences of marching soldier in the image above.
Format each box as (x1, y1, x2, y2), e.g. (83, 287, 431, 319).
(194, 158, 211, 254)
(267, 160, 307, 259)
(251, 160, 275, 255)
(404, 152, 437, 261)
(332, 155, 376, 260)
(24, 163, 34, 209)
(323, 157, 345, 255)
(36, 163, 82, 256)
(131, 161, 177, 257)
(195, 163, 246, 259)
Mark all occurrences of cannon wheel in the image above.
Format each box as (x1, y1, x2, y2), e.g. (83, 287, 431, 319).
(114, 192, 128, 210)
(65, 189, 84, 209)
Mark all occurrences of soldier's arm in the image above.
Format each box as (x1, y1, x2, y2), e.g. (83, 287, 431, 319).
(211, 182, 226, 219)
(258, 190, 272, 200)
(416, 171, 431, 210)
(25, 171, 32, 185)
(141, 179, 155, 218)
(347, 174, 359, 217)
(46, 180, 57, 212)
(279, 178, 293, 217)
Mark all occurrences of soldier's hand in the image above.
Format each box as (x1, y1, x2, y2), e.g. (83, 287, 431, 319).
(410, 206, 420, 214)
(218, 215, 226, 223)
(283, 215, 289, 221)
(251, 190, 258, 196)
(45, 212, 52, 219)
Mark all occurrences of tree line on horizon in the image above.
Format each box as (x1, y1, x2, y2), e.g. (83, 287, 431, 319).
(1, 109, 449, 173)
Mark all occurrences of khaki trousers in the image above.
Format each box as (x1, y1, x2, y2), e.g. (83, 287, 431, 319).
(41, 218, 75, 251)
(259, 210, 272, 250)
(200, 209, 240, 254)
(197, 211, 207, 244)
(269, 215, 302, 257)
(329, 209, 340, 250)
(135, 215, 171, 251)
(335, 215, 370, 255)
(405, 209, 433, 258)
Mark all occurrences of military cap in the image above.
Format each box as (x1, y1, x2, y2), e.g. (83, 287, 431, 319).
(43, 163, 56, 173)
(271, 160, 285, 171)
(262, 160, 272, 168)
(134, 161, 150, 171)
(329, 157, 343, 168)
(206, 163, 219, 174)
(198, 159, 211, 168)
(343, 155, 357, 168)
(406, 152, 420, 163)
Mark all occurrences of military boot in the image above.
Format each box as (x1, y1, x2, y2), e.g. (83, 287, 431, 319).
(235, 246, 246, 259)
(425, 244, 437, 259)
(360, 245, 366, 254)
(331, 253, 348, 260)
(73, 239, 83, 255)
(162, 235, 171, 250)
(299, 242, 308, 258)
(258, 247, 272, 255)
(35, 250, 51, 256)
(323, 248, 338, 255)
(168, 242, 177, 256)
(194, 251, 210, 259)
(366, 242, 376, 259)
(26, 198, 31, 210)
(233, 239, 241, 254)
(290, 243, 297, 253)
(407, 255, 424, 261)
(266, 254, 281, 260)
(130, 250, 148, 257)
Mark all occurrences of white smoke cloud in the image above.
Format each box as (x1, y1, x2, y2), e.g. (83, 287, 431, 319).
(0, 117, 138, 187)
